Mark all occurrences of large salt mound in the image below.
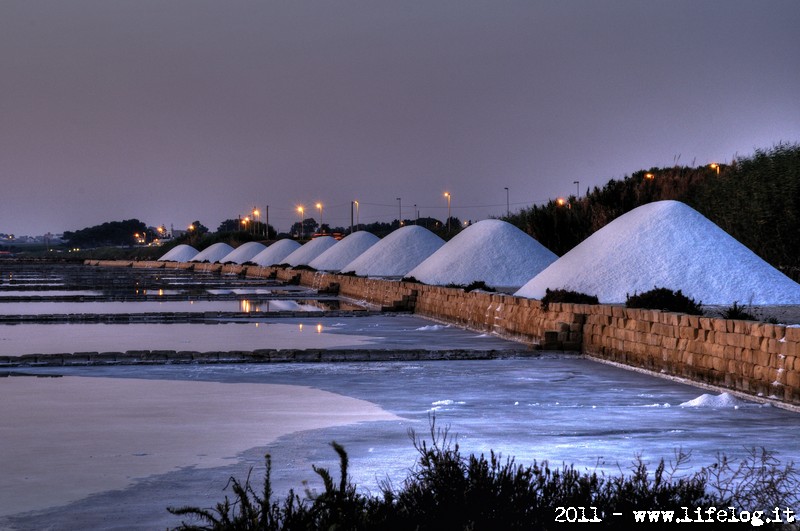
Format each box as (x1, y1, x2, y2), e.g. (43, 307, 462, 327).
(679, 392, 750, 408)
(250, 239, 301, 266)
(341, 225, 445, 278)
(282, 236, 338, 267)
(407, 219, 558, 290)
(514, 200, 800, 305)
(219, 241, 267, 264)
(158, 244, 198, 262)
(190, 242, 234, 263)
(308, 231, 380, 272)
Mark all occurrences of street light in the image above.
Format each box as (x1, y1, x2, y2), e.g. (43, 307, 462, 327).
(297, 206, 304, 239)
(316, 202, 323, 233)
(574, 181, 580, 198)
(354, 200, 359, 231)
(710, 163, 720, 175)
(645, 173, 655, 180)
(444, 192, 451, 233)
(396, 197, 402, 225)
(504, 187, 509, 217)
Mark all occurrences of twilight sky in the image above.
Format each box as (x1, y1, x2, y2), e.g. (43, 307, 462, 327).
(2, 0, 798, 237)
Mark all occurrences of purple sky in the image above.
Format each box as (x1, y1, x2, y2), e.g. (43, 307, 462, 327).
(2, 0, 798, 237)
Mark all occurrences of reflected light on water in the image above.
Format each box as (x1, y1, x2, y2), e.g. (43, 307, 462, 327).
(298, 323, 303, 332)
(316, 323, 323, 334)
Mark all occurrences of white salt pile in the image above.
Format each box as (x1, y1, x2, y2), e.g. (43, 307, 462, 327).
(282, 236, 338, 266)
(407, 219, 558, 290)
(251, 239, 301, 266)
(514, 200, 800, 305)
(679, 392, 750, 408)
(308, 231, 380, 272)
(158, 244, 198, 262)
(190, 242, 234, 263)
(341, 225, 445, 278)
(219, 241, 267, 264)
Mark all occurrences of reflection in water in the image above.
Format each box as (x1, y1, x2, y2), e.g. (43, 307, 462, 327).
(317, 323, 323, 334)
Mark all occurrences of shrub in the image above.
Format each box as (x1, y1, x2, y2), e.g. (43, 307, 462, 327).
(719, 301, 757, 321)
(540, 288, 599, 311)
(400, 276, 423, 284)
(626, 287, 704, 315)
(168, 418, 800, 530)
(444, 280, 496, 292)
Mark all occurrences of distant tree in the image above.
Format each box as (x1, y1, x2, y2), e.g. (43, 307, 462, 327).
(63, 219, 148, 247)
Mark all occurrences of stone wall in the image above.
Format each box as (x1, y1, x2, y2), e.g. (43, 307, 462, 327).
(84, 261, 800, 408)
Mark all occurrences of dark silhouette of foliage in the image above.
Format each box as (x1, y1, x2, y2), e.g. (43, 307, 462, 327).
(540, 288, 599, 311)
(167, 418, 800, 530)
(626, 287, 704, 315)
(63, 219, 149, 247)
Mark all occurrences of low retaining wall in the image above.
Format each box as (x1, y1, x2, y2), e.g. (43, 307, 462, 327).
(86, 260, 800, 408)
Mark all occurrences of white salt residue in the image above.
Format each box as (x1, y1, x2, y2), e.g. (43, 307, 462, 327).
(282, 236, 338, 266)
(432, 399, 455, 406)
(191, 242, 235, 263)
(341, 225, 444, 278)
(158, 244, 199, 262)
(406, 219, 557, 290)
(308, 231, 380, 272)
(219, 241, 267, 264)
(414, 324, 451, 331)
(679, 392, 749, 408)
(250, 239, 302, 266)
(514, 200, 800, 305)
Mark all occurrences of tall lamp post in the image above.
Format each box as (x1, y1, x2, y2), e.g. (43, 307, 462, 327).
(504, 187, 509, 217)
(573, 181, 580, 199)
(354, 200, 359, 231)
(396, 197, 402, 225)
(444, 192, 451, 233)
(316, 202, 323, 234)
(297, 206, 304, 239)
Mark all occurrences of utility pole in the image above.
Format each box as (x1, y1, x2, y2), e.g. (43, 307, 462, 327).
(574, 181, 580, 199)
(504, 187, 509, 217)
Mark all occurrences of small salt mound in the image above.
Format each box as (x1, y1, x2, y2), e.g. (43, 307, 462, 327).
(250, 239, 301, 266)
(158, 244, 199, 262)
(308, 231, 380, 272)
(514, 200, 800, 305)
(341, 225, 445, 278)
(190, 242, 234, 263)
(679, 392, 749, 408)
(219, 241, 267, 264)
(282, 236, 338, 267)
(407, 219, 558, 290)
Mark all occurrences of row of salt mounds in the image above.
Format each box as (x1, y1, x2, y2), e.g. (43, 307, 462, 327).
(341, 225, 445, 278)
(190, 242, 234, 263)
(282, 236, 338, 266)
(220, 241, 267, 264)
(158, 244, 199, 262)
(514, 200, 800, 305)
(407, 219, 558, 291)
(308, 231, 380, 272)
(251, 239, 301, 266)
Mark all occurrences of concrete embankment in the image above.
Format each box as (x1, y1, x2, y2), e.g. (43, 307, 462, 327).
(85, 260, 800, 408)
(0, 348, 526, 368)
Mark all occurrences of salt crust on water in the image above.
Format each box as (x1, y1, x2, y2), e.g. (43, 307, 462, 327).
(515, 200, 800, 305)
(219, 241, 267, 264)
(157, 244, 198, 262)
(190, 242, 234, 263)
(250, 239, 301, 266)
(282, 236, 338, 266)
(341, 225, 445, 278)
(407, 219, 558, 290)
(679, 392, 751, 408)
(308, 231, 380, 272)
